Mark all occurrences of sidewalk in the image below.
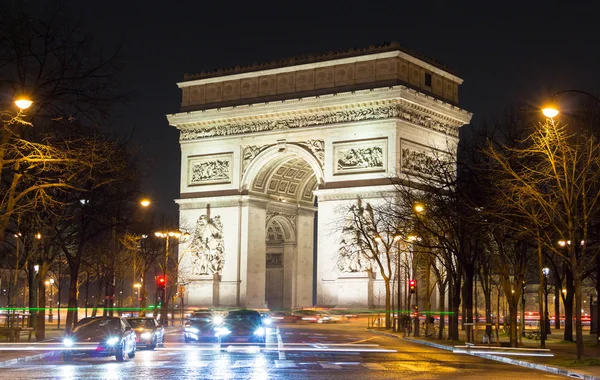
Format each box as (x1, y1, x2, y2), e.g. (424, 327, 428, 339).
(0, 328, 63, 368)
(368, 326, 600, 380)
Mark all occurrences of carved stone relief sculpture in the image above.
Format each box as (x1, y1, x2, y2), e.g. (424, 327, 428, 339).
(188, 214, 225, 275)
(337, 146, 383, 172)
(333, 138, 386, 174)
(188, 153, 232, 186)
(400, 139, 450, 179)
(242, 144, 270, 173)
(337, 200, 374, 273)
(298, 140, 325, 168)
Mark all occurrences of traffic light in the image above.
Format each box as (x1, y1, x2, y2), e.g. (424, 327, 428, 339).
(409, 279, 416, 294)
(157, 276, 166, 291)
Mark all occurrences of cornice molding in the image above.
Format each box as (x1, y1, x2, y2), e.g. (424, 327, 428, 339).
(169, 85, 471, 129)
(174, 91, 470, 141)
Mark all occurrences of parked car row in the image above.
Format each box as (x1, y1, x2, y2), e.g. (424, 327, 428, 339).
(62, 316, 165, 362)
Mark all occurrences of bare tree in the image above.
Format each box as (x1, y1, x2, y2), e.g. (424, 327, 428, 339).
(484, 118, 600, 359)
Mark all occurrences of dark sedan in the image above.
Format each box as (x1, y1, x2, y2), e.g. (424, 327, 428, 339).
(62, 316, 136, 362)
(126, 317, 164, 349)
(217, 309, 266, 346)
(184, 310, 222, 342)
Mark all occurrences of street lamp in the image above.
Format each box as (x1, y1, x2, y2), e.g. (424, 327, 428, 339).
(155, 230, 189, 326)
(541, 90, 600, 119)
(542, 267, 550, 337)
(542, 107, 559, 118)
(413, 203, 425, 214)
(14, 97, 33, 110)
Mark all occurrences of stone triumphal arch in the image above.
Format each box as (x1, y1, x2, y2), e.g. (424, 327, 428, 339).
(168, 43, 471, 310)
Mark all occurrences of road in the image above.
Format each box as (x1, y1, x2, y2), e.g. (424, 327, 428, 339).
(2, 320, 566, 379)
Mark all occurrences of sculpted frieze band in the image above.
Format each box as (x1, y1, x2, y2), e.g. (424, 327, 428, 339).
(180, 104, 459, 140)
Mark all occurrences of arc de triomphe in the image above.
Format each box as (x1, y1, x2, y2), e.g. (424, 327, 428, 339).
(167, 43, 471, 310)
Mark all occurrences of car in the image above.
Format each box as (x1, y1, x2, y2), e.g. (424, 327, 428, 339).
(184, 310, 222, 342)
(62, 316, 136, 362)
(126, 317, 164, 349)
(217, 309, 266, 346)
(292, 309, 333, 323)
(269, 311, 301, 323)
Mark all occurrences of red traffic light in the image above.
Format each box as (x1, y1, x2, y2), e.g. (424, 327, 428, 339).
(157, 276, 166, 289)
(409, 279, 416, 293)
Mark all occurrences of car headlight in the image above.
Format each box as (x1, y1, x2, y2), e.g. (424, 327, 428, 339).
(254, 327, 265, 336)
(212, 315, 224, 325)
(262, 318, 272, 325)
(214, 327, 230, 336)
(63, 338, 74, 347)
(185, 327, 200, 334)
(106, 337, 119, 346)
(141, 332, 152, 339)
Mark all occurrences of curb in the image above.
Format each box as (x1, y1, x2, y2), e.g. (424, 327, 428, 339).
(401, 336, 600, 380)
(0, 350, 58, 368)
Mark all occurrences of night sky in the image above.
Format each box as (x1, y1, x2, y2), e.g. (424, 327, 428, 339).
(26, 0, 600, 218)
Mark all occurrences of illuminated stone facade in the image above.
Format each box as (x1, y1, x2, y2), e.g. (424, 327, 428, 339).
(168, 43, 471, 309)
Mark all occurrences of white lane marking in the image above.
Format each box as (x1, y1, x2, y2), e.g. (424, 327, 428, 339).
(318, 361, 342, 369)
(231, 360, 257, 368)
(277, 332, 286, 360)
(275, 359, 298, 368)
(363, 363, 387, 370)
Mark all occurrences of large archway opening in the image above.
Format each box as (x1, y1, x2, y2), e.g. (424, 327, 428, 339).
(244, 146, 321, 309)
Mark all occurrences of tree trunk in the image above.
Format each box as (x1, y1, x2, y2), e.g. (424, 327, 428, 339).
(508, 299, 519, 347)
(65, 258, 81, 333)
(463, 268, 474, 343)
(564, 270, 574, 341)
(438, 280, 446, 339)
(36, 263, 49, 341)
(484, 285, 492, 338)
(571, 256, 584, 360)
(554, 278, 561, 331)
(450, 275, 461, 341)
(27, 262, 38, 331)
(384, 278, 391, 329)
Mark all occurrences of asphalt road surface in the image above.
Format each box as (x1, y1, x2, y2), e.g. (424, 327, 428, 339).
(2, 320, 566, 379)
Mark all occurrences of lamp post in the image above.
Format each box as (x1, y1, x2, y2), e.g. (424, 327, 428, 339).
(393, 234, 402, 333)
(542, 267, 550, 336)
(49, 278, 54, 323)
(155, 230, 189, 326)
(134, 283, 142, 316)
